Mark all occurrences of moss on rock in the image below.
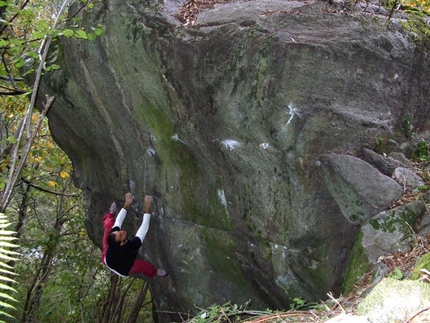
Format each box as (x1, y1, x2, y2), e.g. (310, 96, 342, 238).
(341, 230, 371, 294)
(357, 278, 430, 322)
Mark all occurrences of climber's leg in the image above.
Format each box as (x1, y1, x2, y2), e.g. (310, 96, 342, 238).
(101, 202, 116, 264)
(129, 259, 158, 278)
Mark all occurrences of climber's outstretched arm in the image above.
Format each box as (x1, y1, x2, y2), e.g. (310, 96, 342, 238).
(135, 213, 150, 243)
(135, 195, 153, 243)
(113, 192, 133, 229)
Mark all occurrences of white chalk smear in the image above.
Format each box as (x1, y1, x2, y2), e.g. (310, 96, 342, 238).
(172, 133, 189, 146)
(259, 143, 270, 150)
(146, 147, 157, 157)
(221, 139, 241, 151)
(279, 102, 301, 134)
(217, 189, 228, 210)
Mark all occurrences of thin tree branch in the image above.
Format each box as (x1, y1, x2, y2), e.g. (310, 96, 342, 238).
(388, 0, 398, 19)
(0, 0, 31, 35)
(101, 275, 120, 323)
(0, 90, 27, 95)
(22, 179, 79, 197)
(24, 0, 70, 137)
(0, 75, 24, 81)
(113, 278, 136, 323)
(406, 306, 430, 323)
(127, 281, 149, 323)
(1, 95, 54, 212)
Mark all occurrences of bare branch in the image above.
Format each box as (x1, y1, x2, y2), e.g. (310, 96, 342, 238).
(22, 179, 79, 197)
(0, 95, 54, 212)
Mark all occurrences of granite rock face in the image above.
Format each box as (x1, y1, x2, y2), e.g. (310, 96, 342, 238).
(38, 0, 430, 321)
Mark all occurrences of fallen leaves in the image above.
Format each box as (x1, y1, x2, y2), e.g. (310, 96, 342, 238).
(174, 0, 238, 26)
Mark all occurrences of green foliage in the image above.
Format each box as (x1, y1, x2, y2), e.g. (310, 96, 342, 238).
(413, 140, 430, 161)
(288, 297, 320, 311)
(398, 113, 414, 138)
(401, 0, 430, 13)
(186, 301, 270, 323)
(0, 213, 19, 323)
(289, 297, 305, 310)
(400, 13, 430, 47)
(374, 137, 385, 147)
(389, 268, 404, 280)
(183, 300, 326, 323)
(410, 253, 430, 279)
(0, 1, 107, 320)
(0, 0, 103, 97)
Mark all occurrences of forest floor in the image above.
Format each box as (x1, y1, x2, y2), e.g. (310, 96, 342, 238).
(174, 0, 241, 25)
(182, 234, 430, 322)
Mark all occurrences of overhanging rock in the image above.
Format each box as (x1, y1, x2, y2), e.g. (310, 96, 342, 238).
(37, 0, 430, 321)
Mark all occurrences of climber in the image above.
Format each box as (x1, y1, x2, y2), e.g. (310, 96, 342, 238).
(101, 192, 168, 278)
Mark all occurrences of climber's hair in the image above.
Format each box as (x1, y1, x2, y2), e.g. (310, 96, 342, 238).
(108, 233, 121, 248)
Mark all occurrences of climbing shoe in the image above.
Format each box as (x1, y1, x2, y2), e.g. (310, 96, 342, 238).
(157, 269, 169, 277)
(109, 201, 117, 214)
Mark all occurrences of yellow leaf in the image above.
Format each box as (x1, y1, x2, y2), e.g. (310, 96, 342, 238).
(48, 181, 56, 187)
(60, 171, 70, 179)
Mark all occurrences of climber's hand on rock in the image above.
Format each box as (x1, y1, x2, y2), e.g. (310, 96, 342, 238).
(124, 192, 133, 210)
(144, 195, 152, 214)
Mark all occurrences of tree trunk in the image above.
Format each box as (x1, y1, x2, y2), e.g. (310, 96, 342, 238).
(101, 274, 119, 323)
(127, 281, 149, 323)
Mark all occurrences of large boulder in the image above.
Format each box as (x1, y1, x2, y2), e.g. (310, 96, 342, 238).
(361, 200, 426, 263)
(357, 278, 430, 323)
(38, 0, 430, 321)
(320, 154, 402, 224)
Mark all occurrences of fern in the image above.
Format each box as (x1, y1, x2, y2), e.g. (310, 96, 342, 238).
(0, 214, 19, 322)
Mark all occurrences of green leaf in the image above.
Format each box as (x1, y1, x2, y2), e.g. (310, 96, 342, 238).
(75, 29, 87, 39)
(46, 64, 60, 71)
(389, 268, 404, 280)
(62, 29, 74, 37)
(0, 242, 19, 248)
(32, 31, 45, 38)
(22, 68, 35, 77)
(0, 230, 17, 235)
(93, 27, 103, 36)
(0, 248, 19, 255)
(0, 268, 17, 276)
(9, 38, 23, 46)
(0, 262, 15, 270)
(0, 283, 17, 292)
(0, 292, 17, 303)
(0, 301, 16, 310)
(0, 310, 15, 319)
(0, 276, 17, 284)
(0, 39, 8, 47)
(0, 236, 18, 242)
(36, 20, 49, 31)
(0, 254, 18, 262)
(27, 51, 39, 59)
(14, 59, 25, 68)
(6, 136, 18, 145)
